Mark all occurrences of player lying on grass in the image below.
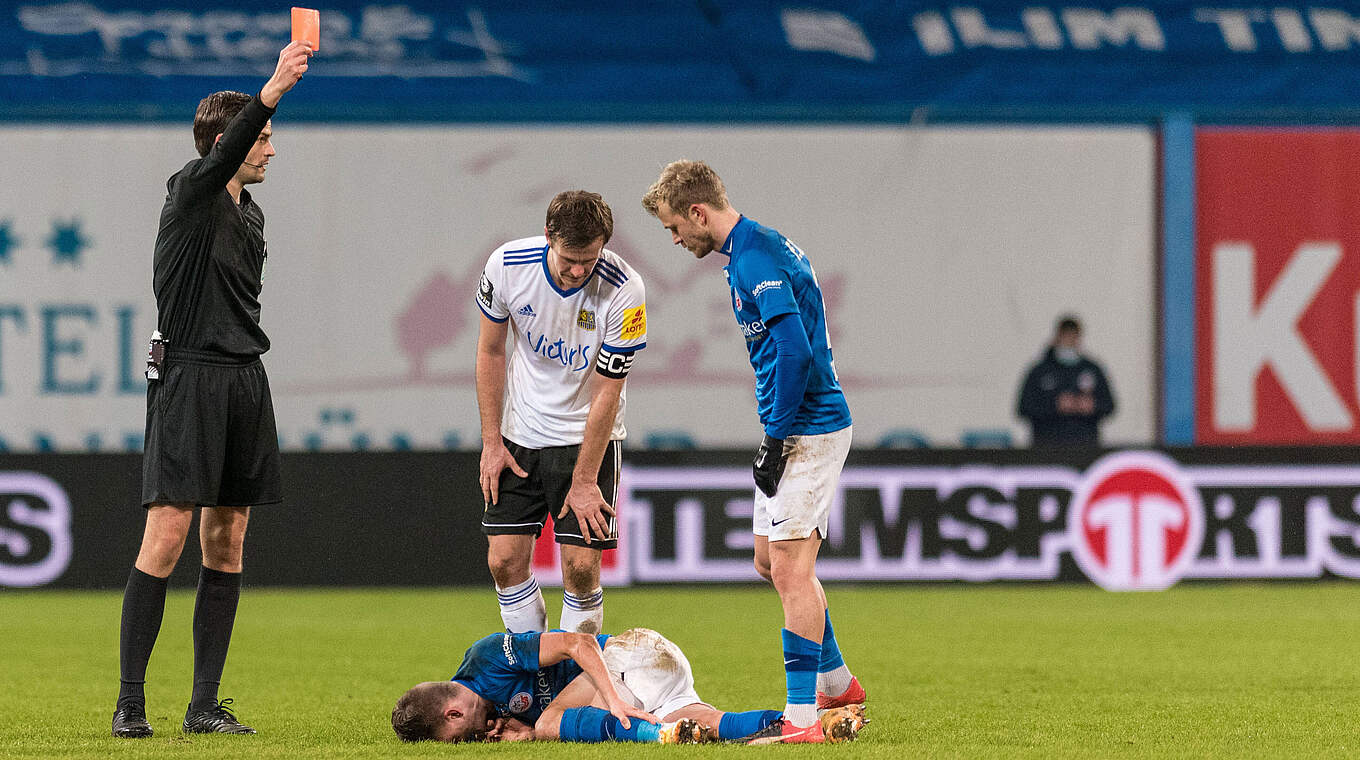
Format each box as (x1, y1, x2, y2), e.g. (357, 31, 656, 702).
(391, 627, 867, 744)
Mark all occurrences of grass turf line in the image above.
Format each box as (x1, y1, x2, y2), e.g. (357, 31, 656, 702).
(2, 584, 1359, 758)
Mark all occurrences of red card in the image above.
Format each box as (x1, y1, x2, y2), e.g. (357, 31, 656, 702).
(291, 7, 320, 51)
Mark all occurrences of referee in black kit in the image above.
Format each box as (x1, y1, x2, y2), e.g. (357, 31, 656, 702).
(111, 40, 312, 739)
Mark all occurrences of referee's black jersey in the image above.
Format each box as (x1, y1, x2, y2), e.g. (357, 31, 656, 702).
(153, 95, 277, 357)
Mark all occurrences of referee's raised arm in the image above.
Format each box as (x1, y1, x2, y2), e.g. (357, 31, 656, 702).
(172, 41, 311, 210)
(260, 40, 312, 108)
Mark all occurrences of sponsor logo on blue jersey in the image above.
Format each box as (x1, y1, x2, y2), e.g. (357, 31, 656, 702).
(525, 328, 592, 371)
(501, 634, 516, 665)
(535, 671, 554, 710)
(752, 279, 783, 297)
(739, 319, 767, 343)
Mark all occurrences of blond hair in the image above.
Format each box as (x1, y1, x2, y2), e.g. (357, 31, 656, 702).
(641, 160, 729, 217)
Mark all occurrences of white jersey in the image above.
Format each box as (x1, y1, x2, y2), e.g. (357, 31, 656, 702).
(476, 235, 647, 449)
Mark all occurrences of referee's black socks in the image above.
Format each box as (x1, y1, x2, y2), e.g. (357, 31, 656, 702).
(189, 566, 242, 711)
(118, 567, 169, 704)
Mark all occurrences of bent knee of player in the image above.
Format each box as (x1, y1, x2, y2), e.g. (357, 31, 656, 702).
(662, 704, 723, 726)
(753, 554, 773, 582)
(486, 546, 532, 585)
(533, 710, 564, 741)
(768, 557, 816, 595)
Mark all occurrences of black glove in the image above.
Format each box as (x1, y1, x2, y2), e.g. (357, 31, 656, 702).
(752, 434, 788, 498)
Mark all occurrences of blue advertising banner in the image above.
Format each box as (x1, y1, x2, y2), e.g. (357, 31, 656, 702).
(2, 2, 1360, 121)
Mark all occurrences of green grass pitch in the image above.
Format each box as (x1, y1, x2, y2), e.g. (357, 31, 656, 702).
(4, 584, 1360, 758)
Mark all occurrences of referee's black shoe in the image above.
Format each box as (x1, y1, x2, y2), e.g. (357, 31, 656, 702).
(111, 700, 152, 738)
(182, 698, 256, 734)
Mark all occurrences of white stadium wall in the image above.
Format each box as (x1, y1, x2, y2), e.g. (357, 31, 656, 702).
(0, 124, 1156, 450)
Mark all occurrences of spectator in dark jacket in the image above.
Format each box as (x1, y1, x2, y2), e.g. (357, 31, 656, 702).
(1016, 316, 1115, 447)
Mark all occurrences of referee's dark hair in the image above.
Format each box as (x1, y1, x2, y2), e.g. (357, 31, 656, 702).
(193, 91, 254, 157)
(545, 190, 614, 249)
(1056, 314, 1082, 336)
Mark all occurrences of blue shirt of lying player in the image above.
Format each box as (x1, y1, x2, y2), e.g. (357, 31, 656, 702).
(392, 629, 792, 744)
(454, 630, 611, 726)
(391, 630, 657, 743)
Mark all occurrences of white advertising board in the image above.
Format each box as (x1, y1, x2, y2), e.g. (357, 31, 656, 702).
(0, 124, 1155, 450)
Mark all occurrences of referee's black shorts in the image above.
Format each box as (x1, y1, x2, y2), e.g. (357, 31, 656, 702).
(142, 348, 282, 508)
(482, 437, 620, 550)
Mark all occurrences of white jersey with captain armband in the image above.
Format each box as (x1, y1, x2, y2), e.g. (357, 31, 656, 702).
(476, 235, 647, 449)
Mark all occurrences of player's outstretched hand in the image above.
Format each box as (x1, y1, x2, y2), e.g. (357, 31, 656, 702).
(480, 441, 528, 505)
(605, 696, 659, 730)
(559, 480, 615, 545)
(260, 40, 314, 108)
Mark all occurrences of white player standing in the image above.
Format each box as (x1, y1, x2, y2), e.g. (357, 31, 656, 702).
(474, 190, 647, 635)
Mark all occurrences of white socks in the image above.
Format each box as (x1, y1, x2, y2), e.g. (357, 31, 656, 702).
(783, 703, 819, 728)
(496, 576, 547, 633)
(559, 587, 604, 634)
(818, 665, 853, 698)
(496, 578, 605, 634)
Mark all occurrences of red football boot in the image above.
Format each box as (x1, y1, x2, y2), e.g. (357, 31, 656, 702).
(817, 675, 867, 710)
(742, 717, 826, 745)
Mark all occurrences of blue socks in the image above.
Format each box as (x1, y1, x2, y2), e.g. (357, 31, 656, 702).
(560, 705, 783, 742)
(820, 609, 845, 672)
(719, 710, 783, 740)
(817, 608, 855, 697)
(558, 706, 660, 743)
(781, 628, 820, 706)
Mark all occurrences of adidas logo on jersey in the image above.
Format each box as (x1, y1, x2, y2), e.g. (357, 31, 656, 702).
(517, 304, 536, 318)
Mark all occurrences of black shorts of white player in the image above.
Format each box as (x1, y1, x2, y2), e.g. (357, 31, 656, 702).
(474, 190, 647, 637)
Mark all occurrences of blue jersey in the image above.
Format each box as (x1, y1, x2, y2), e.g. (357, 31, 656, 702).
(721, 216, 851, 436)
(451, 631, 611, 725)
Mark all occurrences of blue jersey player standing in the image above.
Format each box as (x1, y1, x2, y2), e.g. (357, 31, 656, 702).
(643, 160, 867, 744)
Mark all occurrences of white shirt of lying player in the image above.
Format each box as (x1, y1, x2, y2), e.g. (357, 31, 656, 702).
(475, 235, 647, 449)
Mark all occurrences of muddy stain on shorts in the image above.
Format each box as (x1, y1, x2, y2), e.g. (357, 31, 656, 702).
(609, 628, 682, 675)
